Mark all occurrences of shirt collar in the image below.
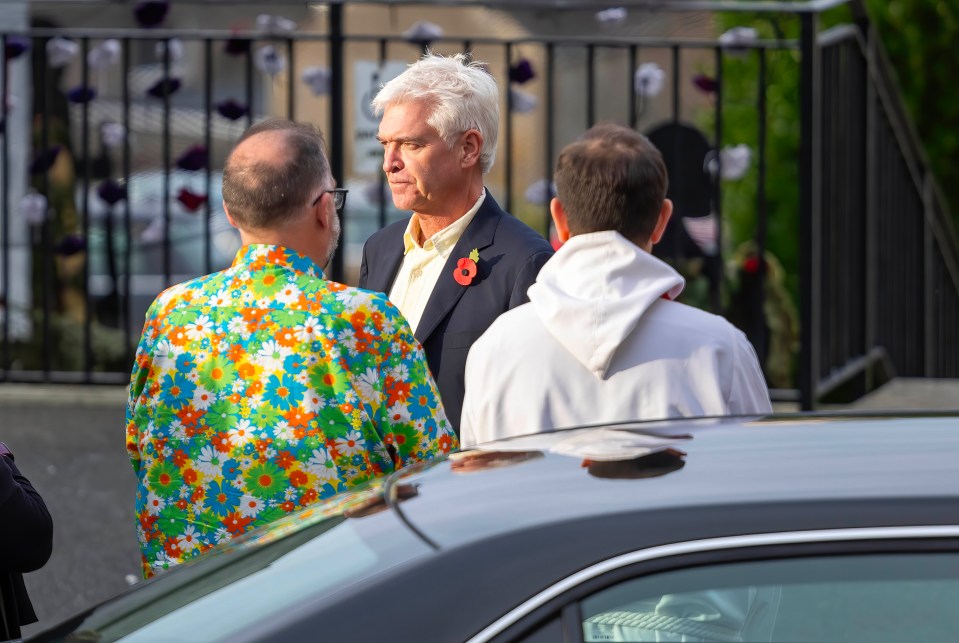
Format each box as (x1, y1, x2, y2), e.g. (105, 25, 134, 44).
(401, 190, 487, 257)
(232, 244, 325, 278)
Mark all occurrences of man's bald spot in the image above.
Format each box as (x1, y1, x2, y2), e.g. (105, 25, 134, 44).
(230, 128, 297, 173)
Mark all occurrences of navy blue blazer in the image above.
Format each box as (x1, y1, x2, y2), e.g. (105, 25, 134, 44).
(359, 192, 554, 435)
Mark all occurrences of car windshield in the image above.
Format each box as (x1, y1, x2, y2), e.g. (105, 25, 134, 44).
(61, 472, 436, 641)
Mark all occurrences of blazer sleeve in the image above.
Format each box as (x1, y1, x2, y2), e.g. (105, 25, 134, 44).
(0, 456, 53, 573)
(508, 249, 553, 308)
(358, 241, 370, 290)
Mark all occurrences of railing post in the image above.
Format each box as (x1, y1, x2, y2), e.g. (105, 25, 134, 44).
(0, 34, 8, 380)
(754, 48, 768, 367)
(923, 174, 935, 376)
(328, 1, 345, 283)
(863, 23, 878, 391)
(544, 42, 554, 238)
(799, 12, 821, 410)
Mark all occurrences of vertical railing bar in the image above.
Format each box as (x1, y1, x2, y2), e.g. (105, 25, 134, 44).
(0, 35, 9, 377)
(798, 13, 821, 409)
(204, 38, 213, 275)
(245, 40, 254, 128)
(162, 37, 171, 288)
(824, 45, 833, 373)
(841, 44, 852, 369)
(667, 45, 683, 265)
(711, 45, 723, 313)
(671, 45, 680, 123)
(864, 28, 877, 389)
(328, 1, 345, 282)
(287, 37, 295, 121)
(854, 43, 865, 370)
(586, 44, 595, 128)
(40, 36, 53, 376)
(82, 37, 93, 378)
(924, 175, 935, 376)
(628, 44, 637, 128)
(122, 37, 133, 358)
(755, 48, 768, 367)
(377, 38, 387, 230)
(504, 41, 513, 214)
(544, 42, 555, 238)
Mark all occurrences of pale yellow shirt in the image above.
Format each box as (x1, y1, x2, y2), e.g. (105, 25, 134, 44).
(388, 191, 486, 332)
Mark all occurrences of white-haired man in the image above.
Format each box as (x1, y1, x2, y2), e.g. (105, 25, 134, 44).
(360, 53, 553, 435)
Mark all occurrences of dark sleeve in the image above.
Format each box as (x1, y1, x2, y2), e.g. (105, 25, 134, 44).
(508, 249, 553, 308)
(358, 242, 370, 289)
(0, 456, 53, 573)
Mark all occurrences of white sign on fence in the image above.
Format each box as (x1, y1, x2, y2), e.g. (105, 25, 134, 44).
(353, 60, 408, 175)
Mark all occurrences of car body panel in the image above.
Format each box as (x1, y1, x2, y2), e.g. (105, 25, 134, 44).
(397, 414, 959, 550)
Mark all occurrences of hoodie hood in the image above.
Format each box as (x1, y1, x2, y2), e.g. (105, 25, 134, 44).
(528, 231, 684, 379)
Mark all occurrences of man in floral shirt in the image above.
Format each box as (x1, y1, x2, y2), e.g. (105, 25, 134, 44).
(127, 119, 456, 578)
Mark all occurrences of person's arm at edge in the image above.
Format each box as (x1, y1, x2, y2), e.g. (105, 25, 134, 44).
(0, 455, 53, 573)
(126, 298, 162, 475)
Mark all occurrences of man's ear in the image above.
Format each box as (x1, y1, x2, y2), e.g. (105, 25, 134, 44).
(550, 198, 571, 243)
(313, 193, 331, 231)
(648, 198, 673, 247)
(460, 130, 483, 169)
(223, 202, 239, 229)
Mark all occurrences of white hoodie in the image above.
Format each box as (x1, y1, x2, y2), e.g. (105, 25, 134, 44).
(461, 231, 772, 446)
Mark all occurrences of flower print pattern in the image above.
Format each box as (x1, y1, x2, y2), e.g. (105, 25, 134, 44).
(127, 244, 456, 578)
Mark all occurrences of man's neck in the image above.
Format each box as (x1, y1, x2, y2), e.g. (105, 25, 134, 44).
(413, 185, 485, 245)
(238, 228, 327, 270)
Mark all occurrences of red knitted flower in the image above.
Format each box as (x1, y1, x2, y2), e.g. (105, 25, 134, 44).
(453, 248, 480, 286)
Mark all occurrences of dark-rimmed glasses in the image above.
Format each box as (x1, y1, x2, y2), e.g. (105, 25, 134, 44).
(312, 187, 348, 213)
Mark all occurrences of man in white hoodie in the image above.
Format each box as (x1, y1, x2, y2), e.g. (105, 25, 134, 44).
(460, 123, 772, 446)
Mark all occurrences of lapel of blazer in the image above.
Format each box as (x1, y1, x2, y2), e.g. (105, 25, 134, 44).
(414, 191, 501, 345)
(366, 225, 406, 295)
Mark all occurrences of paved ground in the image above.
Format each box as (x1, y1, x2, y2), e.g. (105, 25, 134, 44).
(4, 377, 958, 638)
(842, 378, 959, 411)
(1, 385, 137, 639)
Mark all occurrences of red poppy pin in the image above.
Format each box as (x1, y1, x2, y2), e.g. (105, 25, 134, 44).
(453, 248, 480, 286)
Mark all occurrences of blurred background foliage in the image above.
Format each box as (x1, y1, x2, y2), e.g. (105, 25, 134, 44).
(714, 0, 958, 296)
(699, 0, 958, 387)
(867, 0, 958, 215)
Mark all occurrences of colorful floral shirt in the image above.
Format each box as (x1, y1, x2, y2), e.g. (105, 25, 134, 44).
(126, 244, 455, 577)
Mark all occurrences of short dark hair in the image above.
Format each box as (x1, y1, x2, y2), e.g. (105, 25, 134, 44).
(222, 119, 331, 229)
(553, 122, 668, 245)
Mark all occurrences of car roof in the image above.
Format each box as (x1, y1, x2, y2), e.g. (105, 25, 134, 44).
(394, 413, 959, 550)
(255, 412, 959, 643)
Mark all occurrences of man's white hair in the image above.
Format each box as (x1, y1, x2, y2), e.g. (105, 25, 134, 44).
(372, 52, 499, 174)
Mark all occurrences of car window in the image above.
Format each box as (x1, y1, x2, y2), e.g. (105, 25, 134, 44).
(580, 553, 959, 642)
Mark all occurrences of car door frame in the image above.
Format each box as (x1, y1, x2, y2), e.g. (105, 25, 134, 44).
(469, 525, 959, 643)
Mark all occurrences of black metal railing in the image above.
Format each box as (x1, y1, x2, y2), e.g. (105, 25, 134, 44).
(1, 0, 955, 410)
(804, 14, 959, 405)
